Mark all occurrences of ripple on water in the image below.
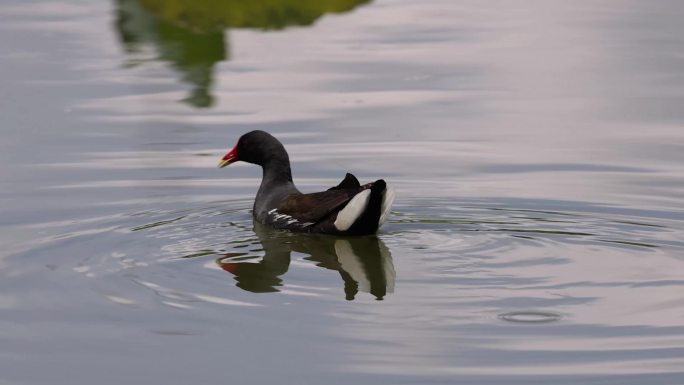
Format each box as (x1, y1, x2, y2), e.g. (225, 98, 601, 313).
(4, 194, 684, 381)
(22, 196, 680, 307)
(498, 311, 563, 324)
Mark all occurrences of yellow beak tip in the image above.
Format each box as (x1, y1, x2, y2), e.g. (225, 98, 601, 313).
(218, 159, 233, 168)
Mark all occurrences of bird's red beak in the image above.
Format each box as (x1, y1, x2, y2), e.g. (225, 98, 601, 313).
(218, 145, 238, 168)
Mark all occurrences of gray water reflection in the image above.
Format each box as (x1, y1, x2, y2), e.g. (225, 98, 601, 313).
(215, 223, 394, 299)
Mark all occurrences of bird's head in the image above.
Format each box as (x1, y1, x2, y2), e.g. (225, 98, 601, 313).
(218, 130, 287, 168)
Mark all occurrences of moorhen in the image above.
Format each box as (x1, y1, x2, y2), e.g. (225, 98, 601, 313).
(218, 130, 394, 235)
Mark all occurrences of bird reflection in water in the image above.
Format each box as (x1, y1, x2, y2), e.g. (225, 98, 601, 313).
(113, 0, 372, 108)
(216, 223, 394, 300)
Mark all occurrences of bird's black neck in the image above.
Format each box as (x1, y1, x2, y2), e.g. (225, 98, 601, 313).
(261, 154, 293, 186)
(253, 156, 298, 220)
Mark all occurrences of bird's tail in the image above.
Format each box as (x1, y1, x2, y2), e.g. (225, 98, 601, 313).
(339, 180, 392, 235)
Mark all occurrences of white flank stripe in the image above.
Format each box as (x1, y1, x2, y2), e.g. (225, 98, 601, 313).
(379, 185, 395, 226)
(334, 189, 371, 231)
(268, 209, 313, 228)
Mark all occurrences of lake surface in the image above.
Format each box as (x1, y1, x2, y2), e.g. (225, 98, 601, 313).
(1, 1, 684, 384)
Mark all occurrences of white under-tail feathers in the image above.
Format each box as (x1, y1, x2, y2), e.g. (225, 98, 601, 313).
(333, 184, 395, 231)
(379, 185, 395, 226)
(334, 190, 371, 231)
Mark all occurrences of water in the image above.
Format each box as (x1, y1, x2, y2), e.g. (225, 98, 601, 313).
(1, 1, 684, 384)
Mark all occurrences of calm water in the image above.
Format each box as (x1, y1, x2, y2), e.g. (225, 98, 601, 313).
(1, 1, 684, 384)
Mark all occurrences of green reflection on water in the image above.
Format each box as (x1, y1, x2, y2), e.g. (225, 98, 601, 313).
(136, 0, 372, 31)
(114, 0, 371, 108)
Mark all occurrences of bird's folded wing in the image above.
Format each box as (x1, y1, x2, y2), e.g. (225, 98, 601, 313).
(277, 189, 358, 224)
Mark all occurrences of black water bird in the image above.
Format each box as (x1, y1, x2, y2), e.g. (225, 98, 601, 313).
(218, 130, 394, 235)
